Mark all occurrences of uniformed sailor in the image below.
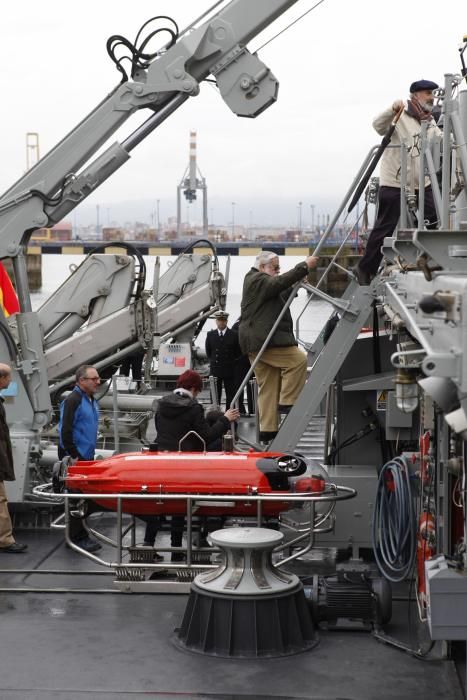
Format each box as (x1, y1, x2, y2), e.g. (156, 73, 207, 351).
(205, 311, 241, 409)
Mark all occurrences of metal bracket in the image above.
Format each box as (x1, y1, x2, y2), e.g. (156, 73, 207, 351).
(212, 46, 278, 117)
(301, 282, 357, 315)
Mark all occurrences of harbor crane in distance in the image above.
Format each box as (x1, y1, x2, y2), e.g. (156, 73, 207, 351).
(177, 130, 208, 238)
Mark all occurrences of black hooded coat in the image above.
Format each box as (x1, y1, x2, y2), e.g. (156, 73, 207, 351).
(155, 390, 230, 452)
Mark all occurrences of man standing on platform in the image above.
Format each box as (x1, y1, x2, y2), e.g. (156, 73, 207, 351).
(58, 365, 102, 553)
(0, 363, 27, 553)
(205, 311, 241, 409)
(354, 79, 440, 285)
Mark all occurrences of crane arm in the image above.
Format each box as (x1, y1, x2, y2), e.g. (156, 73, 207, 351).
(0, 0, 299, 264)
(0, 0, 301, 496)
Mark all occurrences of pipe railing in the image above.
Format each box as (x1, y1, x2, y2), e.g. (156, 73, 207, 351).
(32, 483, 356, 573)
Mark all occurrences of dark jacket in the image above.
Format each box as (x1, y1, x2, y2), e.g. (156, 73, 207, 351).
(238, 262, 309, 354)
(205, 327, 241, 379)
(231, 319, 253, 378)
(0, 397, 14, 481)
(155, 390, 230, 452)
(58, 386, 99, 460)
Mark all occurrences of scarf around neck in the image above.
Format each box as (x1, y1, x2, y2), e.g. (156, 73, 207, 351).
(406, 97, 433, 123)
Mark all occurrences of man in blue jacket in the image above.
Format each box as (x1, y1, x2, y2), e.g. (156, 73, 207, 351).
(58, 365, 102, 552)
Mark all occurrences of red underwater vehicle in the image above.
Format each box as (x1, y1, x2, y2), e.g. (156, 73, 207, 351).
(57, 450, 322, 518)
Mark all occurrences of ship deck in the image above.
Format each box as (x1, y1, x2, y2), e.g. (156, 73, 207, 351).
(0, 523, 463, 700)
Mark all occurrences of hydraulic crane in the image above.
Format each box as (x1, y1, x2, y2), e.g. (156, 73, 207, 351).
(0, 0, 301, 499)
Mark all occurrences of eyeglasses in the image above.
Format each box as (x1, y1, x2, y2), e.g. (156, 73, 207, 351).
(83, 376, 100, 382)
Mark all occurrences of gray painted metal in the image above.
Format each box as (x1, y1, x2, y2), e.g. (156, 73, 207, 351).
(37, 254, 136, 347)
(426, 555, 467, 640)
(198, 527, 293, 594)
(270, 280, 376, 453)
(0, 527, 462, 699)
(0, 0, 302, 495)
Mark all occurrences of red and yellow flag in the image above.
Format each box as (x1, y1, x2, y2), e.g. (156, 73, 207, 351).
(0, 262, 19, 317)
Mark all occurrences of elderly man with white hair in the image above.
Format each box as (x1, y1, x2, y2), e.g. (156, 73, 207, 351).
(239, 250, 318, 442)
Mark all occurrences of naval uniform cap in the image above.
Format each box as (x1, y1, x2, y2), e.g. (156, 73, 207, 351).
(212, 311, 229, 319)
(410, 79, 439, 93)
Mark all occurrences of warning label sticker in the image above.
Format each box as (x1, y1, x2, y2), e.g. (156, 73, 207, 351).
(376, 390, 387, 411)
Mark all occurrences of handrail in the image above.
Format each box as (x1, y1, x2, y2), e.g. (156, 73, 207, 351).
(228, 145, 385, 424)
(32, 482, 356, 572)
(294, 143, 405, 345)
(228, 279, 303, 417)
(312, 144, 379, 257)
(232, 96, 459, 439)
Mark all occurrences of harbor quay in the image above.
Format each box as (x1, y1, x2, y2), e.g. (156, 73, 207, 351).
(24, 240, 361, 294)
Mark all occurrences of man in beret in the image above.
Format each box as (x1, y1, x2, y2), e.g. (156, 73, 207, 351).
(354, 79, 441, 285)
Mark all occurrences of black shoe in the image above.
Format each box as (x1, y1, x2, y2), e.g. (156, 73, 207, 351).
(70, 536, 102, 553)
(259, 430, 278, 443)
(278, 404, 293, 414)
(352, 264, 372, 286)
(142, 542, 164, 561)
(0, 542, 27, 553)
(171, 552, 186, 563)
(149, 571, 165, 580)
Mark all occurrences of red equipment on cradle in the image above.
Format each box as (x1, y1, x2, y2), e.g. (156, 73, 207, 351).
(56, 450, 323, 517)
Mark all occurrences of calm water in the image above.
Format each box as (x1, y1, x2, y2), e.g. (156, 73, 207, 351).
(32, 255, 332, 346)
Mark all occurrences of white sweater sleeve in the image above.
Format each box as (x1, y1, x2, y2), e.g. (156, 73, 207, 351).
(372, 107, 395, 136)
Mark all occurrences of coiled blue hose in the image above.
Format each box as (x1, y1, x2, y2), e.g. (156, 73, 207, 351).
(371, 456, 417, 582)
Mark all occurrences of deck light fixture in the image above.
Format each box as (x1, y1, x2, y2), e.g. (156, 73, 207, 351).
(395, 368, 419, 414)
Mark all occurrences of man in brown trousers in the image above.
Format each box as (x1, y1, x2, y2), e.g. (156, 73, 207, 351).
(0, 363, 27, 553)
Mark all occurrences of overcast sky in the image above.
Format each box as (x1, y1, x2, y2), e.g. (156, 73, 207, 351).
(0, 0, 464, 227)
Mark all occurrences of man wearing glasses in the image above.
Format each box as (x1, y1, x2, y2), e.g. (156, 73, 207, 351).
(58, 365, 102, 552)
(239, 251, 318, 443)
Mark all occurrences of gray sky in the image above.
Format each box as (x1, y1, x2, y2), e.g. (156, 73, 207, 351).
(0, 0, 464, 227)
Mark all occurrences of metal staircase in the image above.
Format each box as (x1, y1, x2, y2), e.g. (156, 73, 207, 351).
(270, 277, 377, 453)
(232, 143, 388, 455)
(295, 414, 327, 461)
